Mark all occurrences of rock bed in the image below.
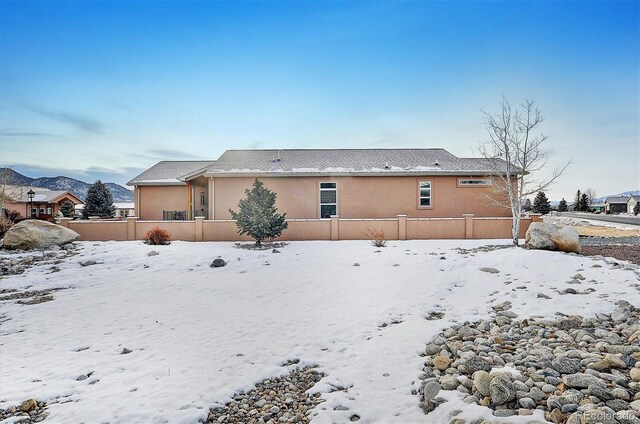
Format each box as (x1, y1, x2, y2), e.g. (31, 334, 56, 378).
(204, 366, 325, 423)
(418, 301, 640, 423)
(0, 399, 48, 423)
(0, 243, 78, 278)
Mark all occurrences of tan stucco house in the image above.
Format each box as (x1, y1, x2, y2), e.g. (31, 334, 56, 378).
(2, 186, 84, 220)
(128, 149, 514, 221)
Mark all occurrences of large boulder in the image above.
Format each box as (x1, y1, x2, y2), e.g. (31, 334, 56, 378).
(3, 220, 79, 250)
(525, 222, 580, 253)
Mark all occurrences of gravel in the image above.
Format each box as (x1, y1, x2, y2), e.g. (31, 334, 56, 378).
(204, 366, 326, 423)
(418, 301, 640, 423)
(580, 237, 640, 265)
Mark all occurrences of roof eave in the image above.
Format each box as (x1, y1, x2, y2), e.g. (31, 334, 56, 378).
(202, 170, 521, 178)
(129, 181, 188, 186)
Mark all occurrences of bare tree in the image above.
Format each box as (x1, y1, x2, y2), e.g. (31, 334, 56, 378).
(479, 98, 569, 246)
(584, 187, 597, 211)
(0, 166, 20, 216)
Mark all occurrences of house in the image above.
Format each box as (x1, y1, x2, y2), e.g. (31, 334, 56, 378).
(114, 202, 135, 218)
(2, 186, 84, 220)
(628, 195, 640, 214)
(605, 196, 629, 213)
(128, 149, 515, 221)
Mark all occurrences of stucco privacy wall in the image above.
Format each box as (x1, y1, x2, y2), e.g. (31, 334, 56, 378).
(211, 176, 510, 220)
(60, 215, 541, 242)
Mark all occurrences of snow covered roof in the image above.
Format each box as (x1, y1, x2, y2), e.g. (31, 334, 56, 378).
(128, 149, 517, 184)
(605, 196, 630, 204)
(127, 161, 215, 186)
(8, 188, 83, 204)
(193, 149, 514, 178)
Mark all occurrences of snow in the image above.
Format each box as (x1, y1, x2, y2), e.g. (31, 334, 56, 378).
(1, 240, 638, 423)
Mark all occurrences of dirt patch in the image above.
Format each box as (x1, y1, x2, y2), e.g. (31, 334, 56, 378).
(581, 244, 640, 265)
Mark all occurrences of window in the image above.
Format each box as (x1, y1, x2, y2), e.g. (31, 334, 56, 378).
(320, 182, 337, 218)
(458, 178, 492, 186)
(46, 207, 52, 215)
(200, 192, 206, 206)
(419, 181, 431, 207)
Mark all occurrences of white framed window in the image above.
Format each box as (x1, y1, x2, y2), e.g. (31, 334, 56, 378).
(46, 207, 52, 215)
(319, 182, 337, 218)
(458, 178, 492, 186)
(418, 181, 431, 208)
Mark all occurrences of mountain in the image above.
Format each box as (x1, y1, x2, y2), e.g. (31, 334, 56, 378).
(1, 168, 133, 202)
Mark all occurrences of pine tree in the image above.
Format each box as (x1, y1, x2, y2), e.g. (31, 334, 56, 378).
(558, 198, 568, 212)
(573, 190, 581, 211)
(229, 179, 288, 246)
(523, 198, 532, 212)
(83, 180, 116, 219)
(634, 202, 640, 216)
(60, 200, 76, 218)
(532, 191, 551, 215)
(580, 193, 590, 212)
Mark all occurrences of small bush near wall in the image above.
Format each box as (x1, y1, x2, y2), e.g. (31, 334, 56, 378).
(366, 228, 387, 248)
(0, 218, 12, 238)
(144, 226, 171, 245)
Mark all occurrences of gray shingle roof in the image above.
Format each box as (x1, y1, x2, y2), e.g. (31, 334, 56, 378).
(198, 149, 512, 177)
(127, 161, 215, 185)
(9, 188, 82, 203)
(128, 149, 517, 184)
(606, 196, 630, 204)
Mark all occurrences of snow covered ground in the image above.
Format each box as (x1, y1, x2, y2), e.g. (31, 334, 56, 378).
(1, 240, 639, 423)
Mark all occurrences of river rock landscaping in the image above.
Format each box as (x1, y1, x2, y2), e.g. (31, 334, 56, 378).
(419, 302, 640, 423)
(204, 366, 325, 423)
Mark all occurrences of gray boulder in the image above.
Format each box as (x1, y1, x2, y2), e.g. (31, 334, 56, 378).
(525, 222, 580, 253)
(3, 220, 79, 250)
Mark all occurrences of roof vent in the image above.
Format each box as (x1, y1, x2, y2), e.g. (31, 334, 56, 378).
(433, 160, 440, 166)
(384, 162, 390, 169)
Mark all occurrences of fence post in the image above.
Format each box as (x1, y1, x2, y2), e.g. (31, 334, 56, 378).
(195, 216, 204, 242)
(397, 215, 407, 240)
(126, 216, 138, 241)
(330, 215, 339, 241)
(58, 217, 71, 228)
(463, 213, 474, 239)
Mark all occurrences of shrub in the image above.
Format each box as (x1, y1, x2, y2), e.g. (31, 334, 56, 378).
(634, 203, 640, 216)
(7, 210, 23, 223)
(0, 217, 12, 239)
(366, 228, 387, 248)
(143, 226, 171, 245)
(229, 179, 288, 246)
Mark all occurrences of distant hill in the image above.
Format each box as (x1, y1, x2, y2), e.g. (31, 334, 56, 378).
(1, 168, 133, 202)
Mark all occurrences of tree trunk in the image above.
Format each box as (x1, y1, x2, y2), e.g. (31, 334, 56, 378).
(511, 213, 521, 246)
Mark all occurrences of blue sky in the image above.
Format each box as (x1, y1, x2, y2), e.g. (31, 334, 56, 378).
(1, 0, 638, 200)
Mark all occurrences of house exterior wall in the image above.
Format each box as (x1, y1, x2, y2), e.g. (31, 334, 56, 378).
(212, 175, 510, 220)
(137, 185, 189, 220)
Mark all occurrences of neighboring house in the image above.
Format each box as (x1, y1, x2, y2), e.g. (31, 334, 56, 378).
(590, 203, 605, 213)
(114, 202, 135, 218)
(3, 186, 84, 219)
(605, 196, 629, 213)
(628, 195, 640, 214)
(128, 149, 516, 221)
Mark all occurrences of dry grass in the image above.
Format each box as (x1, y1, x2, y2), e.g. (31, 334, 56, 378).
(143, 226, 171, 245)
(571, 225, 640, 238)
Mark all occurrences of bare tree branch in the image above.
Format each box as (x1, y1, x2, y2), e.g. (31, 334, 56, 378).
(479, 98, 570, 245)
